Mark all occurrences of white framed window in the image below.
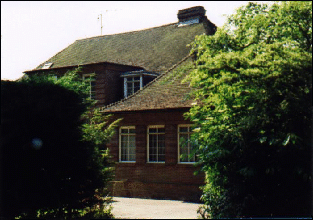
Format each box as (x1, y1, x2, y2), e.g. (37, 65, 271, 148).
(83, 74, 96, 99)
(124, 76, 142, 98)
(147, 125, 165, 163)
(178, 125, 197, 163)
(119, 126, 136, 162)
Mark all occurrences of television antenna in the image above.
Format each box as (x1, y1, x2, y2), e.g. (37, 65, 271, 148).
(97, 14, 103, 35)
(98, 9, 120, 35)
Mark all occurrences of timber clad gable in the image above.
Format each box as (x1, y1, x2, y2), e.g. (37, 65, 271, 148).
(24, 6, 216, 202)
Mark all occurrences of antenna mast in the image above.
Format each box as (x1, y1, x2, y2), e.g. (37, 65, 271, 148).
(98, 10, 119, 35)
(99, 13, 103, 35)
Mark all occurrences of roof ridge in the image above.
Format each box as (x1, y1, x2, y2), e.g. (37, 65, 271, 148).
(99, 53, 193, 112)
(76, 22, 179, 42)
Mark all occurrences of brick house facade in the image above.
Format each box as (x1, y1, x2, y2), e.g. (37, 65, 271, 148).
(105, 109, 204, 202)
(24, 6, 216, 202)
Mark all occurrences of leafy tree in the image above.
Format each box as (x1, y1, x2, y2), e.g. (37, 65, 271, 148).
(1, 69, 118, 219)
(185, 1, 312, 218)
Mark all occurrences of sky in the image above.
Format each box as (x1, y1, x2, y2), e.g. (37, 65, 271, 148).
(1, 1, 271, 81)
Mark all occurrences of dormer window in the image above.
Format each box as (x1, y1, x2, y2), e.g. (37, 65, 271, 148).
(121, 70, 159, 98)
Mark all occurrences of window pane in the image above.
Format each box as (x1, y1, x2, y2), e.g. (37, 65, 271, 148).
(179, 127, 188, 133)
(158, 128, 165, 133)
(127, 83, 133, 94)
(158, 134, 165, 143)
(121, 153, 127, 161)
(129, 145, 136, 155)
(129, 154, 136, 161)
(158, 154, 165, 162)
(179, 135, 188, 147)
(129, 136, 136, 162)
(149, 128, 157, 133)
(129, 135, 135, 145)
(121, 135, 127, 162)
(121, 129, 128, 134)
(134, 82, 140, 87)
(179, 135, 188, 162)
(149, 154, 157, 162)
(121, 135, 128, 142)
(190, 143, 197, 162)
(127, 82, 133, 88)
(149, 134, 157, 161)
(134, 86, 140, 93)
(149, 135, 157, 149)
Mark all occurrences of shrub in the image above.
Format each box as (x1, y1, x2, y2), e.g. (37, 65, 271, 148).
(1, 70, 117, 219)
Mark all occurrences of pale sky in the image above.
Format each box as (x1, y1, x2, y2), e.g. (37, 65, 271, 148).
(1, 1, 271, 81)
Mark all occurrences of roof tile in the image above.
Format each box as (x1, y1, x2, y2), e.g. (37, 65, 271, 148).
(34, 23, 208, 72)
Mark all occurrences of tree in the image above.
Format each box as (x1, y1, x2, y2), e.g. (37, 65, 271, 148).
(1, 69, 118, 219)
(185, 1, 312, 218)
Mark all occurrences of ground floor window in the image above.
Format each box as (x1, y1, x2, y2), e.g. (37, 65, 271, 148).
(119, 126, 136, 162)
(178, 125, 197, 163)
(147, 125, 165, 163)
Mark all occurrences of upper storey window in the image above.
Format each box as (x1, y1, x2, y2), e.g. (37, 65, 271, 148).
(83, 74, 96, 99)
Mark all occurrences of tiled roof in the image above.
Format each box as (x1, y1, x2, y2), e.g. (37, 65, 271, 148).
(100, 55, 195, 113)
(32, 22, 211, 73)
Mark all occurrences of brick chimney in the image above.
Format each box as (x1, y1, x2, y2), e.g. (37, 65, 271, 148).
(178, 6, 206, 23)
(177, 6, 217, 35)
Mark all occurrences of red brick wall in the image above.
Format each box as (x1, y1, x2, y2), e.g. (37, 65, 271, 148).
(106, 109, 205, 202)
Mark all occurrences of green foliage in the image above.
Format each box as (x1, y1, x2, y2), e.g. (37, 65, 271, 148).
(1, 69, 118, 219)
(23, 67, 95, 105)
(82, 108, 122, 147)
(185, 1, 312, 218)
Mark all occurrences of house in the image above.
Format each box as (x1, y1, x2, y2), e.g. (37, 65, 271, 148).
(24, 6, 216, 202)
